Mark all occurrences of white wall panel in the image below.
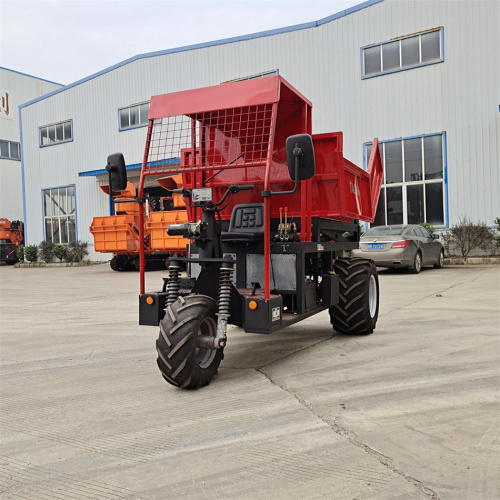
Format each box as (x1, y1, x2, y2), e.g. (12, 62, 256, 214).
(20, 0, 499, 252)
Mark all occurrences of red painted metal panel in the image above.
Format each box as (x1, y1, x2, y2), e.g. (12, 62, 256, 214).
(151, 76, 272, 119)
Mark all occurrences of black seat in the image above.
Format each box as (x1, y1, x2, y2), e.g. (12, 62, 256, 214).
(221, 203, 265, 242)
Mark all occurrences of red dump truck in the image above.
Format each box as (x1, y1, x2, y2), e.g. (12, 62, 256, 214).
(103, 75, 383, 388)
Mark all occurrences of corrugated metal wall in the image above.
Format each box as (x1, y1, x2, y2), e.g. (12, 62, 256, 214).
(0, 69, 62, 221)
(20, 0, 499, 258)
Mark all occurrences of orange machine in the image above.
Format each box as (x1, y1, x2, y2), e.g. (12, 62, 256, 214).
(0, 218, 24, 265)
(89, 176, 188, 271)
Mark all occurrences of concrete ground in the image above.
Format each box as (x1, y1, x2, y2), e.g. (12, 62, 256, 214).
(0, 263, 499, 500)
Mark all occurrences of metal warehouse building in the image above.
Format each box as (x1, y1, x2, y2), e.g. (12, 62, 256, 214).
(0, 68, 62, 221)
(18, 0, 499, 260)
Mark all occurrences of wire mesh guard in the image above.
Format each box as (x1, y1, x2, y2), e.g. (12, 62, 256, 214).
(144, 104, 278, 177)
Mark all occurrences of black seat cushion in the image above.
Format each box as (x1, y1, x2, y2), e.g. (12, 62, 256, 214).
(221, 203, 265, 242)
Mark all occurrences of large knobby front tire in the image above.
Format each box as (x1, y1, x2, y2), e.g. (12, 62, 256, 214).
(329, 258, 379, 335)
(156, 294, 224, 389)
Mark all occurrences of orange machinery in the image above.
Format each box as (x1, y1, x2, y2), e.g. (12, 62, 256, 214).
(0, 218, 24, 265)
(89, 176, 189, 271)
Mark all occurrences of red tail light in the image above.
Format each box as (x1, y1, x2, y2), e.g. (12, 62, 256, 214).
(391, 240, 410, 249)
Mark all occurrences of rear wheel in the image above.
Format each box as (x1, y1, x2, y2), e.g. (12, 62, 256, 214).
(330, 258, 379, 335)
(156, 294, 223, 388)
(434, 249, 445, 269)
(409, 251, 422, 274)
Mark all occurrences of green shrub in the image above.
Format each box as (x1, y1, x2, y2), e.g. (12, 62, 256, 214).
(17, 244, 25, 262)
(24, 244, 38, 263)
(420, 222, 435, 235)
(38, 240, 54, 263)
(494, 217, 500, 248)
(66, 240, 88, 263)
(52, 244, 67, 262)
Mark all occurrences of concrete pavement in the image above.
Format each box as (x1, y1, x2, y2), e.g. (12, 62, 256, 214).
(1, 263, 499, 499)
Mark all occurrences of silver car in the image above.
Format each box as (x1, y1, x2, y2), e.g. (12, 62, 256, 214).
(352, 224, 444, 273)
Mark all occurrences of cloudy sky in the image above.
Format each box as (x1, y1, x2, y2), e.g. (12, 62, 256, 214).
(1, 0, 361, 85)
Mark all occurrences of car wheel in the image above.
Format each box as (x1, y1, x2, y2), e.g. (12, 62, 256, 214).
(434, 249, 445, 269)
(409, 251, 422, 274)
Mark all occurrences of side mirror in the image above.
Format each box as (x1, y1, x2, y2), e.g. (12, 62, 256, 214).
(106, 153, 128, 193)
(286, 134, 316, 181)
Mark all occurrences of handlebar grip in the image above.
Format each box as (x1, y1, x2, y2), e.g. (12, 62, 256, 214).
(236, 184, 254, 191)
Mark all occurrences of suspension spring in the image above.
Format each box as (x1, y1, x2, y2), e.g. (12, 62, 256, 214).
(217, 266, 234, 317)
(165, 264, 182, 306)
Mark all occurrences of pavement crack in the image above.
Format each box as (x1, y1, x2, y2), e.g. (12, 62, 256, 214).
(258, 368, 441, 500)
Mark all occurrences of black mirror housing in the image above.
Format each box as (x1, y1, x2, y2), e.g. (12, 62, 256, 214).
(106, 153, 128, 193)
(285, 134, 316, 181)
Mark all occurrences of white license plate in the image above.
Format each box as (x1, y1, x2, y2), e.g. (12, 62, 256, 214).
(368, 244, 384, 249)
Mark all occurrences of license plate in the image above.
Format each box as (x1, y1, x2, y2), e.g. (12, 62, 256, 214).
(368, 244, 384, 249)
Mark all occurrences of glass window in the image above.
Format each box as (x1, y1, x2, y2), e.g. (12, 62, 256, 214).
(385, 141, 403, 184)
(140, 103, 149, 125)
(401, 36, 420, 67)
(421, 30, 441, 62)
(425, 183, 444, 225)
(39, 120, 73, 147)
(63, 121, 72, 141)
(367, 133, 445, 227)
(119, 102, 150, 131)
(362, 28, 443, 78)
(407, 184, 424, 224)
(43, 186, 77, 244)
(0, 140, 9, 157)
(386, 186, 403, 225)
(374, 187, 385, 226)
(382, 41, 400, 72)
(424, 135, 443, 179)
(364, 45, 381, 76)
(0, 139, 21, 160)
(404, 138, 422, 182)
(11, 142, 20, 159)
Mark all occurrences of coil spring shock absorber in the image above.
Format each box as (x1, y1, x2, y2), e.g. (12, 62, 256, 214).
(215, 262, 234, 348)
(165, 261, 182, 306)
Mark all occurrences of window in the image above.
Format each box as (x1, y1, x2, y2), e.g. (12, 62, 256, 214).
(362, 28, 443, 78)
(366, 133, 445, 226)
(39, 120, 73, 146)
(119, 102, 149, 131)
(0, 140, 20, 160)
(43, 186, 76, 244)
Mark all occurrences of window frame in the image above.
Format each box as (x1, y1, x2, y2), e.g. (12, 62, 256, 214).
(118, 101, 150, 131)
(39, 120, 73, 147)
(42, 185, 77, 244)
(361, 27, 444, 79)
(0, 139, 21, 160)
(364, 132, 448, 228)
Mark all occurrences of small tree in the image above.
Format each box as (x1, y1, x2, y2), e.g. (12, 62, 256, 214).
(52, 244, 67, 263)
(494, 217, 500, 249)
(38, 240, 54, 263)
(420, 222, 435, 235)
(17, 244, 25, 262)
(24, 244, 38, 263)
(442, 217, 495, 262)
(66, 240, 88, 263)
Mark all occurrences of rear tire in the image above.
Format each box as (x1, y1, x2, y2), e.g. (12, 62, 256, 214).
(330, 258, 379, 335)
(156, 294, 223, 389)
(409, 251, 422, 274)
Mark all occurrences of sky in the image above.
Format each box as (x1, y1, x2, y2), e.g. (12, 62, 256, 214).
(0, 0, 362, 85)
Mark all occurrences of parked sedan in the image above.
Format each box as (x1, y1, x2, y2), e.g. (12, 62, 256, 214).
(352, 224, 444, 273)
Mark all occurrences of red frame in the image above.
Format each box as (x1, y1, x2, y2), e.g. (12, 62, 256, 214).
(136, 76, 382, 296)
